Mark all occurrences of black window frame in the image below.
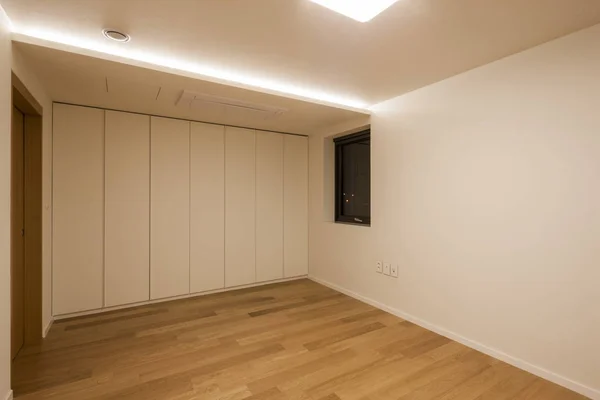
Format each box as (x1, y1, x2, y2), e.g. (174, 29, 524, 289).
(334, 129, 371, 226)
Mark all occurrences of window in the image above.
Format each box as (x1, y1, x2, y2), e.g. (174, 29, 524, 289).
(335, 130, 371, 225)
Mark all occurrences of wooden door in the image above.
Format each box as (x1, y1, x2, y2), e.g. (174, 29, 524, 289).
(11, 106, 25, 359)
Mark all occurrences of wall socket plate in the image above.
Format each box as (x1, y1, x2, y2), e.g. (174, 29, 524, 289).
(376, 261, 383, 273)
(391, 264, 398, 278)
(383, 262, 391, 276)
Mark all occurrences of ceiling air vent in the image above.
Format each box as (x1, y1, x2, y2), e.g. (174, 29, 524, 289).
(176, 90, 287, 117)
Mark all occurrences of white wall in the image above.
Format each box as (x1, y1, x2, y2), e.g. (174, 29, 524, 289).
(309, 24, 600, 398)
(0, 5, 12, 400)
(11, 45, 53, 336)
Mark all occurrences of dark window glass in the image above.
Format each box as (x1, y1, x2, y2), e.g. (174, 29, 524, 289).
(335, 130, 370, 225)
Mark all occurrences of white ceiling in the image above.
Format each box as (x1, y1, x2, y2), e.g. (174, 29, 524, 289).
(3, 0, 600, 109)
(13, 41, 367, 135)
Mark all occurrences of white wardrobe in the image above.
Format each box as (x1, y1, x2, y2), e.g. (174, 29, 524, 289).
(52, 104, 309, 316)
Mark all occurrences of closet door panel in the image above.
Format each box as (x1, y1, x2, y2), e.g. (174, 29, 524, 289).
(225, 127, 256, 287)
(256, 131, 283, 282)
(105, 111, 150, 307)
(150, 117, 190, 299)
(284, 135, 309, 278)
(53, 104, 104, 315)
(190, 122, 225, 293)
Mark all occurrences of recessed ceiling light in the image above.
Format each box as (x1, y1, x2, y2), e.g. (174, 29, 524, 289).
(102, 29, 130, 42)
(310, 0, 399, 22)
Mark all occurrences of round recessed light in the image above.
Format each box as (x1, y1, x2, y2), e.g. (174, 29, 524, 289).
(102, 29, 130, 42)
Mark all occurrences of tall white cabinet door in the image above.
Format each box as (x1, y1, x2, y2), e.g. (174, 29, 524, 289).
(53, 104, 104, 315)
(190, 123, 225, 293)
(105, 111, 150, 307)
(256, 131, 283, 282)
(225, 127, 256, 287)
(150, 117, 190, 299)
(284, 135, 309, 277)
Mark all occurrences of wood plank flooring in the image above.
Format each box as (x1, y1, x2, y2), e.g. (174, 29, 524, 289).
(12, 279, 587, 400)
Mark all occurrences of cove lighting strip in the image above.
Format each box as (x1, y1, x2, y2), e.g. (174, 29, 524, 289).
(10, 26, 370, 112)
(310, 0, 399, 22)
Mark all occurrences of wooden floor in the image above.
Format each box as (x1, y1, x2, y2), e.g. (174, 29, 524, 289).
(13, 279, 586, 400)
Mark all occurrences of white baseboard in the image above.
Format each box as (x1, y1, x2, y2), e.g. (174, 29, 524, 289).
(4, 390, 13, 400)
(309, 275, 599, 400)
(43, 318, 54, 338)
(54, 276, 308, 320)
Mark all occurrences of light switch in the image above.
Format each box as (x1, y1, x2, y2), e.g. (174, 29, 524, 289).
(383, 262, 391, 276)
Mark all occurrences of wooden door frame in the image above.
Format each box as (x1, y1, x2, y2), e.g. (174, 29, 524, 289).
(11, 72, 43, 347)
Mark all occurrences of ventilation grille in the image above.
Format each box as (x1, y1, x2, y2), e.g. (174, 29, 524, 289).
(176, 90, 287, 116)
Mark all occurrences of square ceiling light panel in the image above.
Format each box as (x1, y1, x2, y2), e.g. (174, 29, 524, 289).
(310, 0, 399, 22)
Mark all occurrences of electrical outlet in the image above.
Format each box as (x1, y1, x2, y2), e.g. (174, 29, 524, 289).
(391, 264, 398, 278)
(376, 261, 383, 273)
(383, 262, 391, 276)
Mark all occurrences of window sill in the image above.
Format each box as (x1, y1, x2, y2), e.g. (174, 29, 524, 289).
(334, 220, 371, 228)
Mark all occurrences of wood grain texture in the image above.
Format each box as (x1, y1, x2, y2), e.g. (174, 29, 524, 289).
(12, 106, 25, 358)
(12, 72, 43, 116)
(12, 280, 588, 400)
(23, 114, 43, 345)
